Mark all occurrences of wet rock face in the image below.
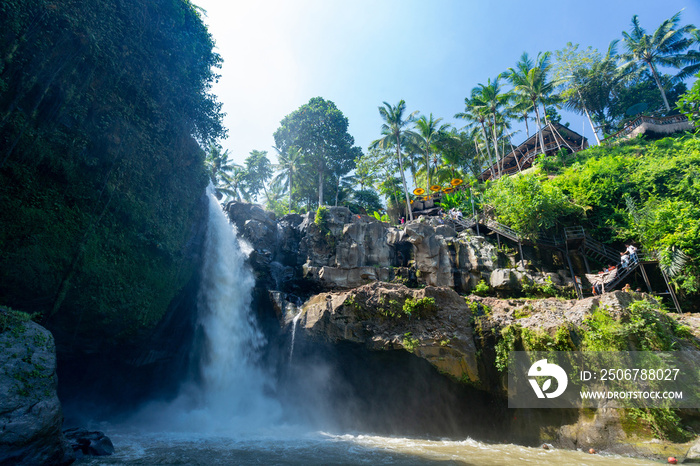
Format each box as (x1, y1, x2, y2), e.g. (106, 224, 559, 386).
(299, 282, 480, 384)
(225, 203, 568, 294)
(0, 318, 74, 465)
(63, 428, 114, 458)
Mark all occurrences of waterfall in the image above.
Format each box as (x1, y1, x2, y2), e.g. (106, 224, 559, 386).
(133, 186, 282, 433)
(288, 310, 303, 364)
(193, 185, 281, 431)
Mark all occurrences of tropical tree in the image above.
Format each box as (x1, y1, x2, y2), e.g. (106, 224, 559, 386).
(435, 128, 481, 179)
(455, 97, 497, 178)
(219, 164, 249, 202)
(370, 100, 419, 220)
(204, 143, 233, 185)
(273, 97, 360, 207)
(619, 11, 697, 112)
(272, 145, 303, 212)
(414, 113, 450, 192)
(473, 76, 511, 176)
(353, 149, 383, 191)
(244, 149, 272, 201)
(505, 52, 559, 155)
(511, 93, 534, 139)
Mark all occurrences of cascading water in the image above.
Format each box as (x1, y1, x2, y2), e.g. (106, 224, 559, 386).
(192, 184, 282, 430)
(288, 310, 303, 364)
(133, 185, 281, 433)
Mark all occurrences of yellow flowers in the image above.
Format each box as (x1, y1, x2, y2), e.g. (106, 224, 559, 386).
(430, 185, 442, 192)
(450, 178, 463, 186)
(413, 188, 426, 196)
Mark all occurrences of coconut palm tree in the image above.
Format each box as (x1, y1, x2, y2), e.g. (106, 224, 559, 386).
(218, 164, 249, 202)
(414, 113, 450, 193)
(473, 76, 512, 177)
(620, 11, 697, 112)
(370, 100, 419, 220)
(272, 145, 302, 212)
(455, 97, 498, 179)
(505, 52, 559, 156)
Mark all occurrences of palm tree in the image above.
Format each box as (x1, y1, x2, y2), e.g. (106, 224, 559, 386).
(511, 94, 534, 139)
(218, 164, 249, 202)
(370, 100, 419, 220)
(272, 145, 302, 212)
(204, 143, 235, 186)
(415, 113, 450, 193)
(473, 76, 511, 178)
(620, 11, 696, 112)
(456, 97, 498, 178)
(505, 52, 558, 156)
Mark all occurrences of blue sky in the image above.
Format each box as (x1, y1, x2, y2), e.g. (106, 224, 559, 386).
(194, 0, 700, 166)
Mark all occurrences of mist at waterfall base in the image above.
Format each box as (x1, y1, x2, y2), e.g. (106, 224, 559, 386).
(78, 190, 660, 464)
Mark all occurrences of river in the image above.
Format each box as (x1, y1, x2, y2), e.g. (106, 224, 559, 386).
(76, 429, 662, 465)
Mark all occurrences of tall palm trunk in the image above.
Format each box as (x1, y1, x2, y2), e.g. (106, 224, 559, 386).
(490, 116, 501, 178)
(425, 152, 431, 194)
(533, 100, 546, 155)
(396, 144, 413, 221)
(479, 121, 497, 179)
(647, 61, 671, 112)
(574, 87, 601, 144)
(524, 113, 530, 138)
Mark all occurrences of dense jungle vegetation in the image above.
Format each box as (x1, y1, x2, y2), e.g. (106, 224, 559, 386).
(0, 0, 224, 345)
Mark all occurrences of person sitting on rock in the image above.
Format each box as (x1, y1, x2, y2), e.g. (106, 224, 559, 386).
(622, 283, 631, 292)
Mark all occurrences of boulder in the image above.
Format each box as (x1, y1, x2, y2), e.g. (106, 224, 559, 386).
(63, 428, 114, 458)
(0, 315, 74, 465)
(300, 282, 480, 384)
(687, 437, 700, 463)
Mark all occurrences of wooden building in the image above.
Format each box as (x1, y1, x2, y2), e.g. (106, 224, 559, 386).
(478, 122, 588, 182)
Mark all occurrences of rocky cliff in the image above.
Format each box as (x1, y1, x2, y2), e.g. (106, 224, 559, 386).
(225, 203, 573, 296)
(226, 202, 700, 460)
(0, 311, 74, 465)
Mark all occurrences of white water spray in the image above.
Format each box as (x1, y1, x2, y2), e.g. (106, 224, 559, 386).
(288, 310, 303, 364)
(134, 186, 281, 433)
(195, 185, 282, 430)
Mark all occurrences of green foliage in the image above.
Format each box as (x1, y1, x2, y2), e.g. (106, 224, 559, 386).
(0, 306, 37, 334)
(484, 172, 583, 238)
(677, 73, 700, 128)
(402, 332, 420, 352)
(352, 189, 383, 214)
(520, 326, 576, 352)
(521, 276, 562, 298)
(549, 136, 700, 298)
(273, 97, 361, 208)
(581, 300, 683, 351)
(438, 190, 468, 212)
(0, 0, 220, 345)
(473, 279, 491, 297)
(314, 206, 330, 234)
(371, 211, 390, 223)
(625, 407, 692, 442)
(495, 324, 575, 372)
(495, 325, 519, 372)
(402, 297, 437, 319)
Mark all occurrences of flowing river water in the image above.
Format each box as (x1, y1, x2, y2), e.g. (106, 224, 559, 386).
(75, 189, 663, 465)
